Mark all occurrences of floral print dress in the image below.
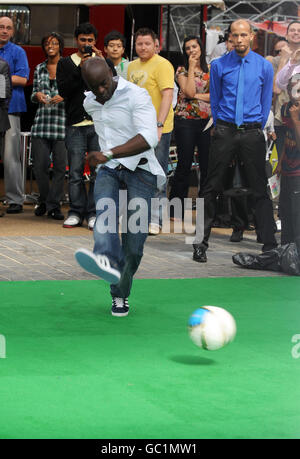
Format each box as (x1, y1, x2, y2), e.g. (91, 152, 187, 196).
(174, 66, 211, 120)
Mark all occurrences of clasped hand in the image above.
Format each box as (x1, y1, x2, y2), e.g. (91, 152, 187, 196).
(87, 151, 108, 168)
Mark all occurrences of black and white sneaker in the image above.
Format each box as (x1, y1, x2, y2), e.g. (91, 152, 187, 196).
(111, 297, 129, 317)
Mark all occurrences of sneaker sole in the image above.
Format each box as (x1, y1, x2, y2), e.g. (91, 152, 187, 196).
(111, 310, 129, 317)
(193, 255, 207, 263)
(63, 223, 81, 228)
(75, 249, 121, 284)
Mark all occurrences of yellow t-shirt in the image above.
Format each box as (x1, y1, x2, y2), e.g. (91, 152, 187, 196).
(127, 54, 174, 133)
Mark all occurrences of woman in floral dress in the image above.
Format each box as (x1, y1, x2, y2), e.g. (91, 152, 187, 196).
(169, 35, 211, 220)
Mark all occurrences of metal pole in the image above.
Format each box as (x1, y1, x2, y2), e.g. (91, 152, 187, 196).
(170, 12, 182, 52)
(130, 17, 135, 61)
(248, 0, 287, 22)
(206, 1, 245, 27)
(166, 5, 171, 57)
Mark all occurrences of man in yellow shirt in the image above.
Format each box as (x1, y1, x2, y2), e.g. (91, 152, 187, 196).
(128, 28, 174, 234)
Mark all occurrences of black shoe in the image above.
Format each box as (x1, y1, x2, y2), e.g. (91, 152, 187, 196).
(111, 297, 129, 317)
(230, 229, 244, 243)
(6, 204, 23, 214)
(262, 243, 278, 252)
(47, 208, 64, 220)
(34, 203, 46, 216)
(193, 244, 207, 263)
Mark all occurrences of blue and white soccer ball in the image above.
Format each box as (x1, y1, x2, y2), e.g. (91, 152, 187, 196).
(188, 306, 236, 351)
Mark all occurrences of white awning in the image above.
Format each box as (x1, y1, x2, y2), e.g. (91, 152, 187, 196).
(0, 0, 225, 7)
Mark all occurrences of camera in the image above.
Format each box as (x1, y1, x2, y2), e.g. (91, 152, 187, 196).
(83, 45, 93, 56)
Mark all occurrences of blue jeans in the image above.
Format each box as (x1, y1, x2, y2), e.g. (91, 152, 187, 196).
(93, 166, 157, 298)
(151, 131, 172, 226)
(65, 124, 100, 220)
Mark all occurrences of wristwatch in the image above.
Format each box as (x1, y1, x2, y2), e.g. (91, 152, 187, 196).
(102, 150, 114, 161)
(157, 122, 164, 128)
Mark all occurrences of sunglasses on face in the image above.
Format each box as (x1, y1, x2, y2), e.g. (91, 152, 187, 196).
(274, 49, 281, 55)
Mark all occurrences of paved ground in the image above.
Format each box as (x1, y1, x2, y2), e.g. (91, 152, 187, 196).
(0, 200, 282, 282)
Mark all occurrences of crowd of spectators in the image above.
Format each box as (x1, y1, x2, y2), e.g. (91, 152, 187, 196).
(0, 16, 299, 271)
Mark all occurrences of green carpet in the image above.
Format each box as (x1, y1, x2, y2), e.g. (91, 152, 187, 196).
(0, 277, 300, 439)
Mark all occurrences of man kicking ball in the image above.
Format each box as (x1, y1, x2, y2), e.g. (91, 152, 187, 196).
(75, 57, 165, 317)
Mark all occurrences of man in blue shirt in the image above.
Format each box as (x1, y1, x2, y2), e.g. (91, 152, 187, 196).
(0, 16, 29, 214)
(193, 19, 277, 262)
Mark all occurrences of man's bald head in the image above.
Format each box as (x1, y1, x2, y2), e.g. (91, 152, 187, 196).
(82, 57, 111, 84)
(82, 57, 117, 104)
(230, 19, 254, 57)
(230, 20, 252, 34)
(0, 16, 14, 46)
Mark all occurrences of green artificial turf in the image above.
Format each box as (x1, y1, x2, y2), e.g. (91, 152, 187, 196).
(0, 277, 299, 439)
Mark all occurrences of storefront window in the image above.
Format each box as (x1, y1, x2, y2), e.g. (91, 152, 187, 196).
(0, 5, 30, 44)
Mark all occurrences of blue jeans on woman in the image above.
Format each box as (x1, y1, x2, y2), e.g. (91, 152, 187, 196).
(65, 124, 100, 221)
(93, 165, 157, 299)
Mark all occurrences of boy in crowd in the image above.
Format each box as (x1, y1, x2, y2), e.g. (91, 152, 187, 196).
(104, 30, 129, 80)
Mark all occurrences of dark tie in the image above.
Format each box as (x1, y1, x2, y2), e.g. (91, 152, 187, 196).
(235, 59, 245, 127)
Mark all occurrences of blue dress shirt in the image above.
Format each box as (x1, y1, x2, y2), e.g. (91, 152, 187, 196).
(210, 49, 273, 128)
(0, 41, 29, 113)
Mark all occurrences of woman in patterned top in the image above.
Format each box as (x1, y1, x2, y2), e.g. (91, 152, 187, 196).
(31, 32, 67, 220)
(169, 35, 211, 220)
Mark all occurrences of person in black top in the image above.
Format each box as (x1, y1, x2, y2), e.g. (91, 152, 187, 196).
(56, 22, 103, 230)
(278, 75, 300, 252)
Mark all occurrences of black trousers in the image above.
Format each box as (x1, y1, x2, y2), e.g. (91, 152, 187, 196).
(279, 175, 300, 251)
(169, 117, 211, 219)
(197, 122, 277, 249)
(32, 137, 67, 212)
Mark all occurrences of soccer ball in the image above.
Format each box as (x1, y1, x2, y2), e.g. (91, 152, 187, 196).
(188, 306, 236, 351)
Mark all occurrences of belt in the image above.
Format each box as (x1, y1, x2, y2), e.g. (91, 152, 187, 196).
(115, 158, 148, 171)
(115, 164, 130, 171)
(217, 120, 262, 130)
